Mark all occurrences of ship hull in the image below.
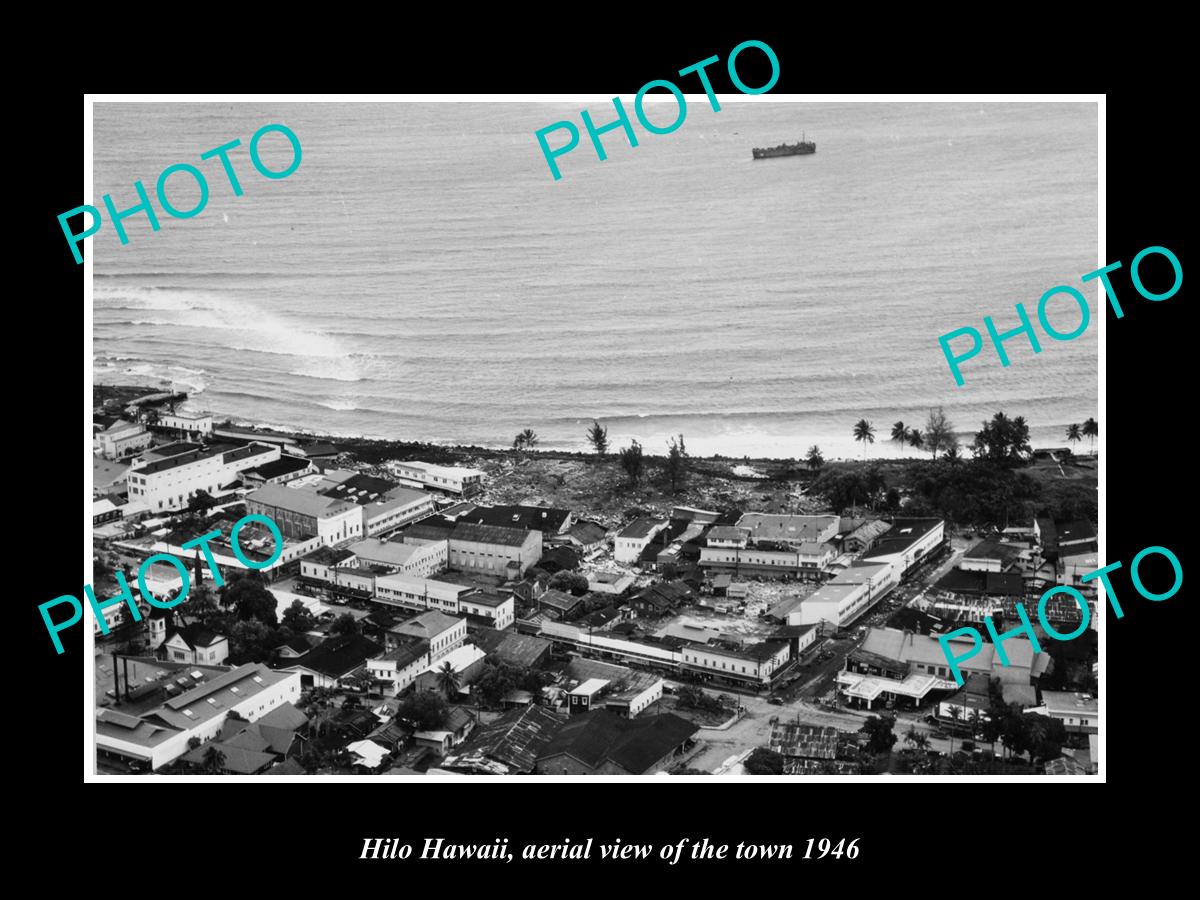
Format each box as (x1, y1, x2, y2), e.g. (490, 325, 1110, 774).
(752, 146, 816, 160)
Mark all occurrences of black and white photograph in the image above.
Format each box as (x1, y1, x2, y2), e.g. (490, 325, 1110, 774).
(79, 93, 1105, 781)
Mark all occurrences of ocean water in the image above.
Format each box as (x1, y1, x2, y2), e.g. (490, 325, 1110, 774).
(92, 101, 1098, 460)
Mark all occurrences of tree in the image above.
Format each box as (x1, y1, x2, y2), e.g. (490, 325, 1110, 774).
(549, 570, 589, 596)
(743, 747, 785, 775)
(924, 406, 958, 460)
(812, 470, 869, 514)
(281, 599, 316, 634)
(192, 550, 205, 587)
(513, 428, 539, 454)
(852, 419, 876, 459)
(904, 726, 930, 751)
(228, 619, 278, 664)
(396, 691, 449, 731)
(1082, 417, 1098, 454)
(436, 661, 461, 700)
(805, 445, 824, 471)
(968, 709, 985, 747)
(586, 420, 609, 457)
(222, 572, 278, 627)
(1065, 422, 1082, 454)
(971, 411, 1032, 465)
(1023, 714, 1067, 765)
(187, 736, 202, 750)
(676, 685, 722, 713)
(663, 434, 688, 493)
(908, 429, 924, 452)
(891, 421, 910, 453)
(947, 706, 961, 755)
(187, 489, 217, 514)
(619, 440, 645, 486)
(331, 612, 360, 636)
(860, 713, 897, 754)
(471, 660, 520, 709)
(863, 466, 887, 511)
(201, 746, 226, 774)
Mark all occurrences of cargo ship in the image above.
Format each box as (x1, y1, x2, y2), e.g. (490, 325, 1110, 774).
(752, 134, 816, 160)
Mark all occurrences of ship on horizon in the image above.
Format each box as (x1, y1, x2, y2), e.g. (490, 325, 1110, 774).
(752, 133, 816, 160)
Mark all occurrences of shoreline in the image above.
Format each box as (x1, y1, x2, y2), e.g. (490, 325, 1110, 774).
(97, 382, 1096, 469)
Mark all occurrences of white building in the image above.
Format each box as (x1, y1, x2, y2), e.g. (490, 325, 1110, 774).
(681, 641, 791, 686)
(97, 420, 152, 460)
(387, 611, 467, 663)
(349, 537, 447, 578)
(374, 573, 472, 614)
(128, 442, 280, 512)
(245, 482, 362, 546)
(614, 517, 669, 564)
(163, 625, 229, 666)
(700, 514, 840, 578)
(157, 410, 214, 437)
(94, 664, 301, 771)
(459, 591, 516, 631)
(771, 560, 901, 628)
(388, 460, 485, 496)
(860, 518, 946, 575)
(367, 641, 433, 697)
(1035, 691, 1099, 734)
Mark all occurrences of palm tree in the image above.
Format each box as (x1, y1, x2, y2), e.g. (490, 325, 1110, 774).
(1065, 422, 1082, 454)
(805, 445, 824, 471)
(907, 429, 924, 452)
(891, 421, 910, 453)
(512, 428, 538, 458)
(947, 706, 961, 756)
(904, 725, 929, 750)
(1082, 417, 1098, 455)
(436, 661, 460, 700)
(968, 709, 984, 752)
(852, 419, 876, 459)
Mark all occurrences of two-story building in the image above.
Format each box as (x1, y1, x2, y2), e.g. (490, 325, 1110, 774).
(614, 517, 669, 564)
(681, 639, 791, 687)
(157, 410, 214, 438)
(348, 537, 447, 578)
(128, 442, 280, 512)
(386, 611, 467, 663)
(388, 461, 485, 496)
(374, 573, 473, 615)
(97, 419, 153, 460)
(448, 522, 542, 579)
(318, 473, 436, 536)
(245, 482, 362, 546)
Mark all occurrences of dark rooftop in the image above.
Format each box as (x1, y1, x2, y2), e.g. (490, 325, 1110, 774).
(457, 505, 572, 534)
(446, 705, 566, 774)
(319, 472, 400, 505)
(936, 569, 1026, 597)
(286, 633, 383, 678)
(246, 455, 312, 480)
(452, 521, 536, 548)
(537, 710, 698, 774)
